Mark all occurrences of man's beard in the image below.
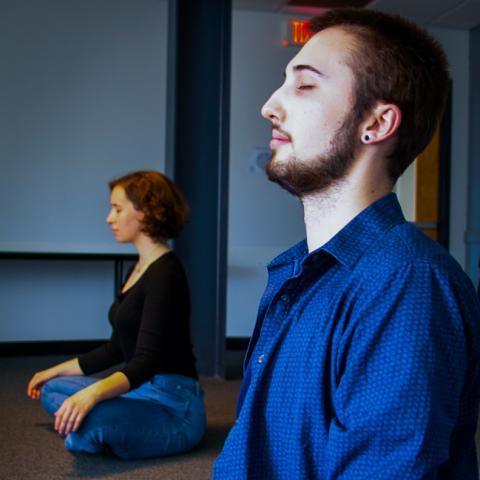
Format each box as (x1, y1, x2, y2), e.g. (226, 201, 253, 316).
(265, 111, 360, 197)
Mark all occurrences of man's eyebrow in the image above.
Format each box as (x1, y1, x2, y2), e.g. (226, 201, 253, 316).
(293, 64, 324, 76)
(282, 64, 324, 78)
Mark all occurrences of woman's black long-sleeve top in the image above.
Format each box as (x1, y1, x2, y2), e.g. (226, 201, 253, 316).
(78, 252, 198, 389)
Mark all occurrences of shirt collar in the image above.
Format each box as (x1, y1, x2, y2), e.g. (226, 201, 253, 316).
(321, 193, 406, 269)
(268, 193, 406, 271)
(268, 237, 308, 269)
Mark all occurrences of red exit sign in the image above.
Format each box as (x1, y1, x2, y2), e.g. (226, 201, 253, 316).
(282, 20, 312, 47)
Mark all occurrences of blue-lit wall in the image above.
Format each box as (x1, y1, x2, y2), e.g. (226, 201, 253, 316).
(467, 25, 480, 289)
(0, 4, 476, 343)
(0, 0, 168, 341)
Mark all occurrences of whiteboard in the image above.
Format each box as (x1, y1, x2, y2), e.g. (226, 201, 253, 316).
(0, 0, 168, 254)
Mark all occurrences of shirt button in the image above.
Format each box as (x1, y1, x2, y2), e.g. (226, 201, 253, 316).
(257, 354, 264, 364)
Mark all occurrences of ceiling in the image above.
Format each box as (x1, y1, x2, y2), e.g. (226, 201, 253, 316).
(233, 0, 480, 29)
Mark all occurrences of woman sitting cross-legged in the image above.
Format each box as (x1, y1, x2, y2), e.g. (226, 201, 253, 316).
(27, 170, 205, 460)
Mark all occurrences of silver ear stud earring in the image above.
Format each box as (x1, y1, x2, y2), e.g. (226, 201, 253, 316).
(363, 134, 371, 142)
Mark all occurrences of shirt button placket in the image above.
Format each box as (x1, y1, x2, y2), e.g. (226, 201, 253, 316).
(254, 290, 290, 371)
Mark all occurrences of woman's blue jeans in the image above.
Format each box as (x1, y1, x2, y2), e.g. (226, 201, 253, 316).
(40, 374, 206, 460)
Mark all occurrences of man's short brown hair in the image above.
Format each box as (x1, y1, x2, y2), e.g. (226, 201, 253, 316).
(310, 9, 450, 181)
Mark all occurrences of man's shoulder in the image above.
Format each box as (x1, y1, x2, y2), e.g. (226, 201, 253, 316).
(357, 221, 468, 285)
(348, 222, 479, 335)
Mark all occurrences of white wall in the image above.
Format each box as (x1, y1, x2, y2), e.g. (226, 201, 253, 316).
(3, 6, 471, 342)
(0, 0, 168, 255)
(0, 0, 169, 341)
(0, 260, 113, 341)
(227, 11, 307, 337)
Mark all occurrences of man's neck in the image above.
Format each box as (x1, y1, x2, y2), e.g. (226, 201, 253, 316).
(301, 166, 392, 253)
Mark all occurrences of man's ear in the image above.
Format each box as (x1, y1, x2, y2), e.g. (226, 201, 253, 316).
(360, 103, 402, 144)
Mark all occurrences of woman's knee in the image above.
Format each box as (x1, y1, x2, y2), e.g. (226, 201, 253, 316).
(40, 377, 57, 393)
(40, 377, 85, 416)
(40, 384, 60, 416)
(42, 376, 96, 399)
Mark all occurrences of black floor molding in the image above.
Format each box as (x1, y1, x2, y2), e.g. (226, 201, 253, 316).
(226, 337, 249, 350)
(0, 340, 105, 356)
(1, 338, 250, 379)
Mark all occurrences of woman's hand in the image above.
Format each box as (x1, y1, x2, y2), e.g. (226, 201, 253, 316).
(27, 368, 57, 400)
(53, 371, 130, 436)
(54, 389, 97, 436)
(27, 358, 83, 400)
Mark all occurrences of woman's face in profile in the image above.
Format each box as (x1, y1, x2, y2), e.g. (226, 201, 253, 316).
(106, 186, 145, 243)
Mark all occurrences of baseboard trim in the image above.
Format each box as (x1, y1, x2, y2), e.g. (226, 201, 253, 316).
(1, 337, 250, 357)
(226, 337, 249, 350)
(0, 340, 105, 356)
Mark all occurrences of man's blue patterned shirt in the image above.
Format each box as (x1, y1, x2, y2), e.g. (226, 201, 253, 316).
(214, 193, 480, 479)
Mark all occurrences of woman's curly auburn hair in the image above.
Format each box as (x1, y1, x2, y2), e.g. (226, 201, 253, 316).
(109, 171, 189, 241)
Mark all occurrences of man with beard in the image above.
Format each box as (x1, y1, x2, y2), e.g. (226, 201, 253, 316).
(213, 8, 480, 480)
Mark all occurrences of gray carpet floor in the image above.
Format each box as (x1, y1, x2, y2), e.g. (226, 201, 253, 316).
(0, 356, 241, 480)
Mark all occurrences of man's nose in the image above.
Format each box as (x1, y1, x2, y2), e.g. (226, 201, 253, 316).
(261, 89, 284, 123)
